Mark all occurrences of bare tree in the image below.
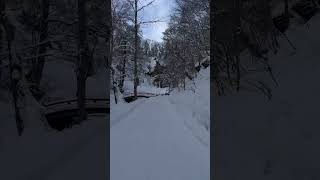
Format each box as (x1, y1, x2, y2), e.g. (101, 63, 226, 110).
(127, 0, 162, 100)
(133, 0, 138, 99)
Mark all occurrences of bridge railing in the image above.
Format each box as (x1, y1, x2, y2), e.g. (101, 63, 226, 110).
(43, 98, 109, 115)
(123, 92, 159, 97)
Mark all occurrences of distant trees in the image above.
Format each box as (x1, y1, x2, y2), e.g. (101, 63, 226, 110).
(111, 0, 135, 98)
(111, 0, 162, 100)
(131, 0, 163, 99)
(162, 0, 209, 90)
(113, 0, 211, 96)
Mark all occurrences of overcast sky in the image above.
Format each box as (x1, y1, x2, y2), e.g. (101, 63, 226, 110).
(140, 0, 175, 42)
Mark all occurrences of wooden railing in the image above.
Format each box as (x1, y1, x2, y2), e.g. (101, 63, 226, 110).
(43, 98, 109, 116)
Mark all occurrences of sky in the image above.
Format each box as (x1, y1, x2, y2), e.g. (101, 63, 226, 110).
(140, 0, 175, 42)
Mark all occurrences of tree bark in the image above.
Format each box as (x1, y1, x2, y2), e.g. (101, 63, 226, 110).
(119, 42, 127, 93)
(106, 0, 112, 104)
(0, 1, 24, 135)
(234, 0, 241, 91)
(34, 0, 49, 87)
(134, 0, 138, 99)
(77, 0, 89, 121)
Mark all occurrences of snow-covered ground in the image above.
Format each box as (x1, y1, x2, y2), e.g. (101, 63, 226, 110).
(214, 14, 320, 180)
(111, 68, 210, 179)
(0, 62, 108, 180)
(122, 78, 169, 96)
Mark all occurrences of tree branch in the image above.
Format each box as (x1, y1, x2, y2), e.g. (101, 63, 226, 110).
(126, 0, 135, 10)
(137, 0, 156, 12)
(139, 19, 164, 25)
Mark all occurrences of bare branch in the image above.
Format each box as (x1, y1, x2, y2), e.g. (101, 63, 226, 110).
(126, 0, 135, 9)
(139, 19, 164, 25)
(137, 0, 156, 12)
(47, 18, 78, 26)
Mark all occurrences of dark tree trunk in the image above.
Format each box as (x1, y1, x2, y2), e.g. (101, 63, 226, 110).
(234, 0, 241, 91)
(77, 0, 89, 121)
(119, 42, 127, 93)
(0, 1, 24, 135)
(8, 40, 24, 136)
(106, 0, 112, 106)
(134, 0, 138, 99)
(34, 0, 49, 87)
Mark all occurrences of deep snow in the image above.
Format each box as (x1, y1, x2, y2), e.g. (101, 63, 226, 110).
(111, 68, 210, 180)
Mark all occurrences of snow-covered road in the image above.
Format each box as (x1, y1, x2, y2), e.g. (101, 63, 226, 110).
(111, 95, 209, 180)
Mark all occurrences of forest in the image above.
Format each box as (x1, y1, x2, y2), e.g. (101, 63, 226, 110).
(111, 0, 209, 103)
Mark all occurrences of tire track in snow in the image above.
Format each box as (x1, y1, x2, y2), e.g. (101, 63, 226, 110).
(110, 99, 147, 128)
(167, 97, 209, 148)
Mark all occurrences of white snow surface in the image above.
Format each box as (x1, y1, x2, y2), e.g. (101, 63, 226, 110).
(111, 68, 210, 180)
(122, 79, 169, 96)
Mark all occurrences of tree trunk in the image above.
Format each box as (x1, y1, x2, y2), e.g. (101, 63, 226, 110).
(234, 0, 241, 91)
(34, 0, 49, 86)
(110, 64, 117, 104)
(284, 0, 289, 16)
(133, 0, 138, 99)
(106, 0, 112, 105)
(77, 0, 89, 121)
(8, 40, 24, 136)
(119, 42, 127, 93)
(1, 1, 24, 135)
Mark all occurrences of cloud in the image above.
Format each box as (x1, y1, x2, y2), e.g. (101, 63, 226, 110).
(140, 0, 174, 42)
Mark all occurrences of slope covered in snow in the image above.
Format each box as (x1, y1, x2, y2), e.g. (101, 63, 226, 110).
(214, 14, 320, 180)
(111, 68, 210, 180)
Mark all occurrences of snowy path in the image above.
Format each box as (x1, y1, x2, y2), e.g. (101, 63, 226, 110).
(111, 96, 209, 180)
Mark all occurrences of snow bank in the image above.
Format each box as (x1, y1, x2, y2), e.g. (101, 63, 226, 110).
(169, 67, 210, 146)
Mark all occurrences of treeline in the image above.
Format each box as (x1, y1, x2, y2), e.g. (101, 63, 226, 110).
(161, 0, 210, 90)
